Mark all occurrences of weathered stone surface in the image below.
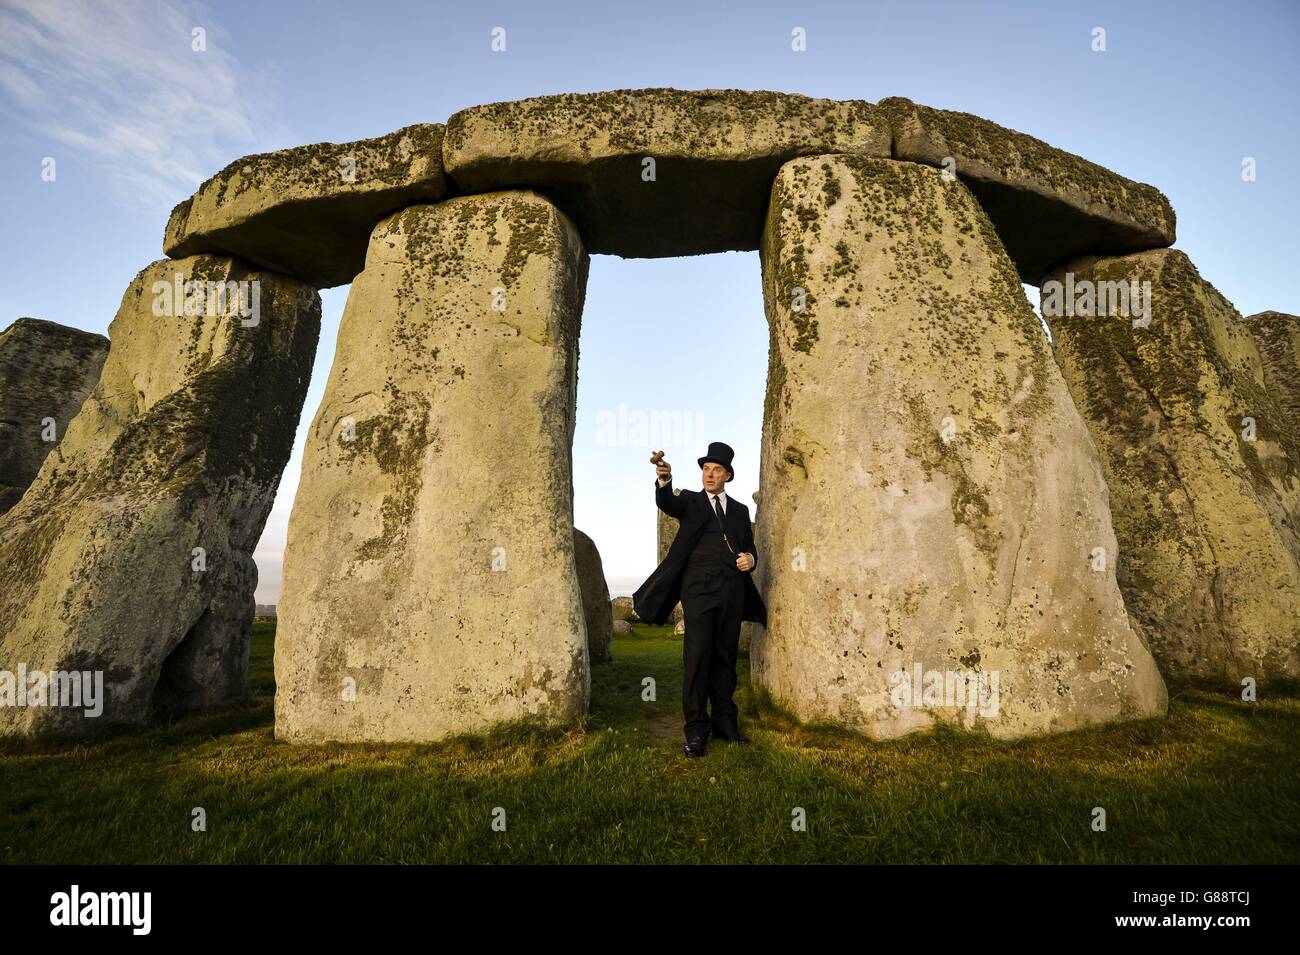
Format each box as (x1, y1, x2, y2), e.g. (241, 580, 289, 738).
(444, 88, 890, 258)
(880, 97, 1175, 283)
(0, 318, 107, 514)
(611, 596, 640, 622)
(575, 528, 613, 664)
(165, 125, 447, 289)
(656, 488, 684, 623)
(674, 620, 685, 636)
(1242, 311, 1300, 423)
(656, 492, 680, 562)
(275, 191, 590, 743)
(613, 620, 634, 637)
(754, 155, 1166, 740)
(740, 500, 758, 651)
(0, 256, 320, 735)
(1047, 253, 1300, 682)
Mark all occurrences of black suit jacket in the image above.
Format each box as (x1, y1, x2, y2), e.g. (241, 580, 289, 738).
(632, 477, 768, 627)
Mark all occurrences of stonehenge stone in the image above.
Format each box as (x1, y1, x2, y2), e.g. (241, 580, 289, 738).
(165, 124, 447, 289)
(1046, 252, 1300, 683)
(1242, 311, 1300, 423)
(611, 596, 640, 622)
(740, 498, 759, 651)
(10, 87, 1221, 743)
(444, 88, 890, 258)
(613, 620, 634, 637)
(275, 190, 590, 743)
(0, 318, 108, 514)
(879, 97, 1175, 283)
(575, 528, 613, 664)
(0, 256, 320, 735)
(656, 492, 681, 562)
(754, 154, 1166, 740)
(674, 620, 685, 636)
(656, 489, 684, 623)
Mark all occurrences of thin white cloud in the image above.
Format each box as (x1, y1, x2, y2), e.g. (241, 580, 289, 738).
(0, 0, 285, 209)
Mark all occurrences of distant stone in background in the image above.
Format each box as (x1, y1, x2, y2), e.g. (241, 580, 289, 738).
(1241, 311, 1300, 423)
(0, 256, 320, 736)
(444, 88, 889, 258)
(165, 125, 447, 289)
(1048, 251, 1300, 683)
(674, 620, 685, 636)
(613, 620, 634, 637)
(656, 489, 684, 624)
(879, 97, 1175, 284)
(574, 528, 613, 663)
(0, 318, 108, 514)
(611, 596, 640, 622)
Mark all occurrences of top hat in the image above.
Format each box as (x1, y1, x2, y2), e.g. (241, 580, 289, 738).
(697, 441, 736, 480)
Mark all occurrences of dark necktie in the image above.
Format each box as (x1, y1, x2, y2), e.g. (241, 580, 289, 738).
(712, 494, 735, 554)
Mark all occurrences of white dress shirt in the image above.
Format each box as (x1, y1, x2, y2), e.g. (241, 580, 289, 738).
(657, 474, 751, 563)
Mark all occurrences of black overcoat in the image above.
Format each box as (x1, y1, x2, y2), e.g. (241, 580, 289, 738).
(632, 478, 768, 627)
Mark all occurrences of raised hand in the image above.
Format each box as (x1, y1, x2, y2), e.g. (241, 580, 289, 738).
(650, 450, 671, 481)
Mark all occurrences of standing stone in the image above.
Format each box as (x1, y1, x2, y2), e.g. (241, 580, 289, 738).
(656, 487, 684, 624)
(611, 596, 640, 622)
(1046, 253, 1300, 683)
(0, 318, 108, 514)
(0, 256, 320, 735)
(575, 528, 613, 664)
(739, 502, 759, 653)
(275, 191, 590, 743)
(755, 155, 1166, 740)
(613, 620, 634, 637)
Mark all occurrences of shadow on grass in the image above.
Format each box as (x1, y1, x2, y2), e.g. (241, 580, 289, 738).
(1, 621, 1297, 863)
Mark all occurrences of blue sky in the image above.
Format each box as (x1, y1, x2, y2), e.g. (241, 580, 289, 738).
(1, 0, 1296, 600)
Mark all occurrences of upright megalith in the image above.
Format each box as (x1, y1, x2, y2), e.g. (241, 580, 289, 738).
(444, 88, 889, 257)
(611, 596, 639, 623)
(879, 97, 1175, 284)
(165, 125, 447, 288)
(656, 487, 684, 624)
(1046, 252, 1300, 683)
(575, 528, 613, 664)
(275, 191, 590, 743)
(0, 318, 108, 514)
(754, 155, 1165, 740)
(0, 256, 320, 736)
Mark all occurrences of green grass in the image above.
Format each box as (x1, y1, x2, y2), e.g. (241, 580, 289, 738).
(2, 620, 1297, 863)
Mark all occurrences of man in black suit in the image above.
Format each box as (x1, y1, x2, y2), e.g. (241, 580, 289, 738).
(632, 442, 767, 758)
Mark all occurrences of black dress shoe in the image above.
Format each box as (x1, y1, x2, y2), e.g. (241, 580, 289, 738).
(683, 736, 707, 757)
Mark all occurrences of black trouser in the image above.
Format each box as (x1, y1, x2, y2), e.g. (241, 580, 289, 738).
(680, 565, 745, 741)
